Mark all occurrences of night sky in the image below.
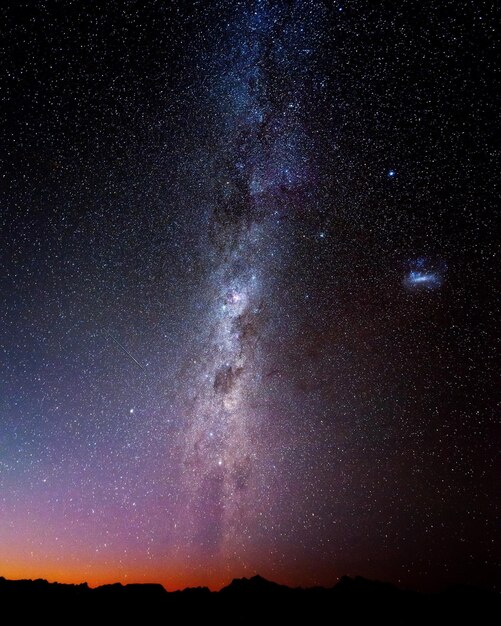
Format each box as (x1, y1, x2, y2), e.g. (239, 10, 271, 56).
(0, 0, 498, 591)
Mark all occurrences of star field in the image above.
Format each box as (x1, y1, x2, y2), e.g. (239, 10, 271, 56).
(0, 0, 498, 591)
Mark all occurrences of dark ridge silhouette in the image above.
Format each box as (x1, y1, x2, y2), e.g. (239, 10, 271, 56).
(93, 582, 167, 597)
(219, 574, 291, 594)
(0, 574, 498, 624)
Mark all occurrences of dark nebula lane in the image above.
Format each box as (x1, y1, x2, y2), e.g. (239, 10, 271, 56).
(0, 0, 497, 591)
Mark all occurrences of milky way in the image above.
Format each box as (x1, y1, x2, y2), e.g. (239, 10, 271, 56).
(175, 2, 322, 567)
(0, 0, 497, 591)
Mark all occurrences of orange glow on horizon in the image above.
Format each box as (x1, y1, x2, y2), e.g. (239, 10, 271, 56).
(0, 559, 339, 592)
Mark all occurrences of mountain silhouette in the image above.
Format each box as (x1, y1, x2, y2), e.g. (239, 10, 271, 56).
(0, 574, 498, 624)
(220, 574, 292, 594)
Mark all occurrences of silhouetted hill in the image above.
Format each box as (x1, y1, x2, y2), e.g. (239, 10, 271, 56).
(93, 582, 167, 597)
(220, 574, 292, 594)
(173, 585, 211, 595)
(334, 574, 399, 595)
(0, 574, 498, 624)
(0, 576, 90, 595)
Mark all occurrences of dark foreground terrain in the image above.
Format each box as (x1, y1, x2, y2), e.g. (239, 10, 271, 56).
(0, 573, 498, 624)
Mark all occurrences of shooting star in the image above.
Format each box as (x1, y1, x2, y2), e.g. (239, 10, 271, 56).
(105, 332, 146, 372)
